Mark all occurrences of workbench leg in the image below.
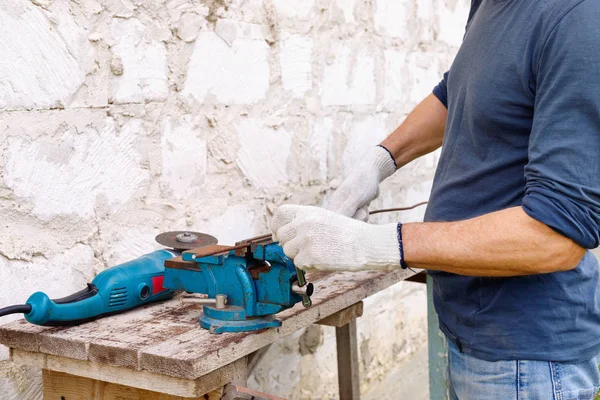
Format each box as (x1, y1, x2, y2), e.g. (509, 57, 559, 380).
(221, 356, 254, 400)
(336, 319, 360, 400)
(427, 274, 450, 400)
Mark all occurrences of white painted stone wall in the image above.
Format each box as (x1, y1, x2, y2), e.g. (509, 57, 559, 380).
(0, 0, 469, 398)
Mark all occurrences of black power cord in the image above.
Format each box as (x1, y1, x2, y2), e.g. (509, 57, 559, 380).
(0, 304, 32, 318)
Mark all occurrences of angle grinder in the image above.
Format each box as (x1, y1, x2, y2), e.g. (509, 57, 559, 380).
(0, 231, 216, 326)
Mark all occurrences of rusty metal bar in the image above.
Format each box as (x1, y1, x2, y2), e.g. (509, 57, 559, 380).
(368, 201, 429, 215)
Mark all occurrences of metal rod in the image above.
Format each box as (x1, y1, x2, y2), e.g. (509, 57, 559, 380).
(291, 282, 313, 297)
(292, 282, 314, 307)
(295, 267, 307, 287)
(368, 201, 429, 215)
(180, 297, 217, 305)
(180, 294, 228, 309)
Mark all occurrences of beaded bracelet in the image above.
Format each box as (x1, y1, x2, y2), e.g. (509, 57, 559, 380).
(397, 222, 410, 270)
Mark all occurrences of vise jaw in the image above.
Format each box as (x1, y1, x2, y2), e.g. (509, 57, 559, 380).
(163, 234, 313, 333)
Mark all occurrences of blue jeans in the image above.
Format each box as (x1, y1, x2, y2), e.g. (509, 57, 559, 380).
(448, 341, 600, 400)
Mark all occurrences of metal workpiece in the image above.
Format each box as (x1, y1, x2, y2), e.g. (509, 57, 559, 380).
(223, 384, 287, 400)
(163, 234, 314, 333)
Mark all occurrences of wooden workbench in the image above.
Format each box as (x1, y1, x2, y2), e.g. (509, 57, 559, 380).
(0, 269, 415, 399)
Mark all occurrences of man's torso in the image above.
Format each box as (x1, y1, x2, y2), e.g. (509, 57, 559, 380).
(425, 0, 600, 362)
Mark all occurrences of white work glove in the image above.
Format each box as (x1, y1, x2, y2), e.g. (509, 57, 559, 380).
(327, 146, 396, 222)
(270, 205, 400, 272)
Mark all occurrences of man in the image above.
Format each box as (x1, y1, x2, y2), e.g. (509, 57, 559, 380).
(270, 0, 600, 397)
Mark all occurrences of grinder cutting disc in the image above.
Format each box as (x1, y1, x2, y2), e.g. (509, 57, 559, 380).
(155, 231, 218, 251)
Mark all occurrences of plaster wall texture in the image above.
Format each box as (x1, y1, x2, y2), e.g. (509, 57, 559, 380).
(0, 0, 469, 398)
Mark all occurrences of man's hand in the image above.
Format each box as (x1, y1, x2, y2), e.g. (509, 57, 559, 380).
(270, 205, 400, 271)
(326, 146, 396, 221)
(327, 94, 448, 221)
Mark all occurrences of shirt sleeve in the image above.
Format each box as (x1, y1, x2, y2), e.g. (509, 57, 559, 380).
(432, 0, 482, 109)
(433, 72, 449, 108)
(522, 0, 600, 249)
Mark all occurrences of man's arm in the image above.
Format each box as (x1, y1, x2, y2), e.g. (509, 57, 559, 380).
(377, 92, 582, 277)
(381, 93, 448, 168)
(274, 2, 600, 278)
(403, 207, 586, 277)
(402, 1, 600, 276)
(324, 93, 448, 220)
(271, 204, 586, 277)
(399, 2, 600, 277)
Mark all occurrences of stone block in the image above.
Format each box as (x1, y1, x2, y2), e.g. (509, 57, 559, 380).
(161, 115, 207, 199)
(110, 18, 169, 104)
(280, 35, 313, 98)
(321, 44, 376, 106)
(236, 119, 291, 189)
(0, 1, 88, 110)
(183, 28, 270, 105)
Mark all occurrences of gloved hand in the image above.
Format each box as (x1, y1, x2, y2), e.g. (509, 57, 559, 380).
(327, 146, 396, 221)
(270, 204, 400, 272)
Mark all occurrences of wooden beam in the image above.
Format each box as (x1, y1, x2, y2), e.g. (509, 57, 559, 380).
(336, 320, 360, 400)
(42, 369, 223, 400)
(317, 302, 363, 328)
(13, 349, 245, 398)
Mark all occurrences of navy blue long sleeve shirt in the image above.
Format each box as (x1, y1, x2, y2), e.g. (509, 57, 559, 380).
(426, 0, 600, 362)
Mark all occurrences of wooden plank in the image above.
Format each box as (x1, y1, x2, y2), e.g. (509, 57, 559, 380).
(1, 269, 415, 381)
(336, 320, 360, 400)
(1, 300, 202, 369)
(139, 270, 413, 380)
(13, 349, 246, 398)
(42, 369, 223, 399)
(317, 302, 363, 327)
(43, 369, 97, 400)
(0, 318, 47, 352)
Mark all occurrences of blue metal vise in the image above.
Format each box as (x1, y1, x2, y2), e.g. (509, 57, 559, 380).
(163, 234, 313, 333)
